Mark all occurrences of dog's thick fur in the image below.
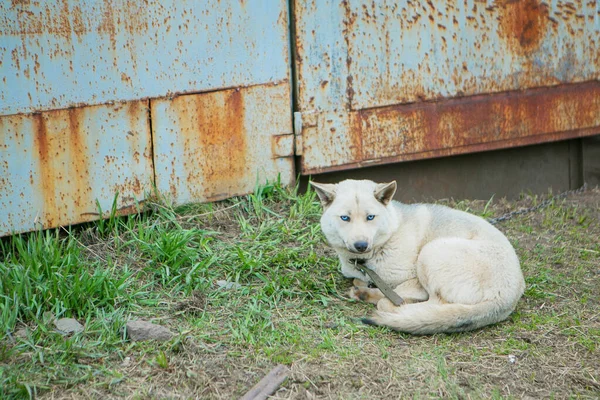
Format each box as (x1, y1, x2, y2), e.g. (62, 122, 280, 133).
(311, 179, 525, 334)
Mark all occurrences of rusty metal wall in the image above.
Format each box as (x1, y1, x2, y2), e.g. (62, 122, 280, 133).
(3, 0, 599, 237)
(293, 0, 600, 174)
(0, 0, 293, 237)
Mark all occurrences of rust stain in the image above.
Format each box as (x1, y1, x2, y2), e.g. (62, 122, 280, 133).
(114, 176, 142, 198)
(120, 72, 132, 85)
(497, 0, 549, 56)
(5, 1, 147, 37)
(113, 201, 145, 217)
(11, 48, 20, 71)
(99, 1, 117, 50)
(125, 101, 141, 132)
(67, 108, 91, 209)
(57, 0, 72, 40)
(349, 112, 363, 162)
(80, 200, 146, 218)
(342, 0, 356, 109)
(32, 113, 58, 228)
(71, 5, 84, 35)
(175, 87, 248, 200)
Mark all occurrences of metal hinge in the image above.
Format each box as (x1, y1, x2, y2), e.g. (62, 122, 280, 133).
(271, 133, 295, 158)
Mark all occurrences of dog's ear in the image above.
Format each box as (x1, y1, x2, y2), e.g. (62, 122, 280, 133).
(310, 181, 337, 207)
(374, 181, 397, 205)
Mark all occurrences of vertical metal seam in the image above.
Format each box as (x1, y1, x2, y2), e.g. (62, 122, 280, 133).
(147, 99, 157, 191)
(287, 0, 302, 180)
(287, 0, 299, 114)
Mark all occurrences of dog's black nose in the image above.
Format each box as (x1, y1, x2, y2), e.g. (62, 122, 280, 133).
(354, 241, 369, 253)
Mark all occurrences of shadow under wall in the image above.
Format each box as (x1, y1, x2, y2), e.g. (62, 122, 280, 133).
(298, 138, 599, 202)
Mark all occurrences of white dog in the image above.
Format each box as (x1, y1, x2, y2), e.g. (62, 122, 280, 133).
(311, 179, 525, 334)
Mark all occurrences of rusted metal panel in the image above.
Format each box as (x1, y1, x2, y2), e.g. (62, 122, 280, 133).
(0, 101, 153, 236)
(151, 83, 294, 204)
(299, 82, 600, 174)
(0, 0, 290, 115)
(1, 0, 294, 236)
(293, 0, 600, 174)
(294, 0, 600, 112)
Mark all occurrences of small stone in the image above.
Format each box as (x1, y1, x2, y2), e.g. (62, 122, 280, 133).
(43, 311, 55, 324)
(508, 354, 517, 364)
(14, 328, 28, 339)
(54, 318, 84, 335)
(186, 369, 198, 378)
(216, 280, 242, 290)
(126, 320, 173, 342)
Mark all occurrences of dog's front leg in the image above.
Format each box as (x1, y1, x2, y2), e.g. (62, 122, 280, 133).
(376, 278, 429, 312)
(340, 259, 370, 282)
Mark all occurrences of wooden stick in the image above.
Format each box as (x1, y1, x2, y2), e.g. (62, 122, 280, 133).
(240, 364, 289, 400)
(353, 259, 405, 306)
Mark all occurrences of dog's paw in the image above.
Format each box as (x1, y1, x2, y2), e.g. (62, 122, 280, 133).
(348, 286, 367, 301)
(376, 297, 403, 313)
(348, 286, 385, 304)
(361, 311, 387, 327)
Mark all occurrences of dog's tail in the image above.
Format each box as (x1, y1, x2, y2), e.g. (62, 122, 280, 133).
(362, 301, 512, 335)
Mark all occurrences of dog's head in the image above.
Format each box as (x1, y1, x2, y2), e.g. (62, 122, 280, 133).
(310, 179, 398, 257)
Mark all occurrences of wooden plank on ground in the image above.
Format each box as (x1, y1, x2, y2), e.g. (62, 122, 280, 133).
(240, 364, 289, 400)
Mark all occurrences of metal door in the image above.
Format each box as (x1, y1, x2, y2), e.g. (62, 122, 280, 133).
(0, 0, 294, 236)
(292, 0, 600, 174)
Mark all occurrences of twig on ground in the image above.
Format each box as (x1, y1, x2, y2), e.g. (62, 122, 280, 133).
(60, 226, 107, 263)
(240, 364, 289, 400)
(570, 375, 600, 391)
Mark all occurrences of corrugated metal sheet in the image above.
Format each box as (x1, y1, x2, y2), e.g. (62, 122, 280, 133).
(0, 101, 153, 235)
(151, 83, 294, 204)
(0, 0, 290, 115)
(293, 0, 600, 174)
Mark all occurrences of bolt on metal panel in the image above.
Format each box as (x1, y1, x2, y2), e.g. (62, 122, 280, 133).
(0, 101, 153, 236)
(293, 0, 600, 174)
(0, 0, 291, 116)
(151, 83, 295, 205)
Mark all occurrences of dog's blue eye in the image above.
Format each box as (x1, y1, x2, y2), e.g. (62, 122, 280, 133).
(340, 215, 350, 222)
(366, 215, 375, 221)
